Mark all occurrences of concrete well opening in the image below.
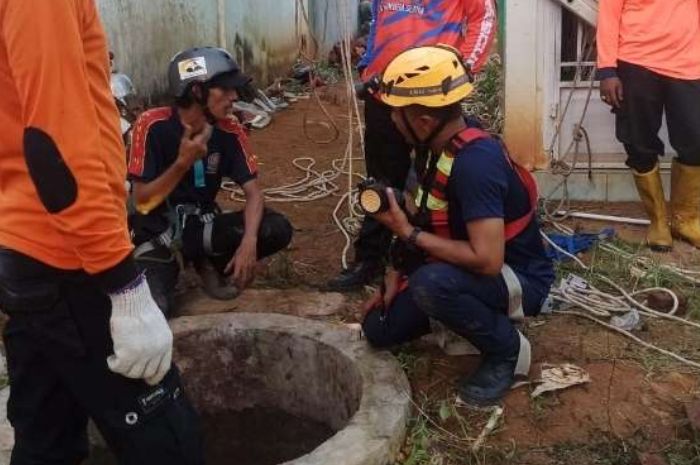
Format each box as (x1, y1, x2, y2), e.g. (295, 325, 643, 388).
(171, 313, 411, 465)
(30, 313, 408, 465)
(175, 317, 363, 465)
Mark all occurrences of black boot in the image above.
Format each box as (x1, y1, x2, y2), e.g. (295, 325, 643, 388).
(325, 261, 383, 291)
(457, 333, 531, 408)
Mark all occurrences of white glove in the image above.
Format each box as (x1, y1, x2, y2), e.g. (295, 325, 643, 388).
(107, 275, 173, 386)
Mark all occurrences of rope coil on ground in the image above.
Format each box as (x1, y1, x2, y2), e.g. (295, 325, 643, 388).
(222, 157, 342, 202)
(554, 309, 700, 370)
(600, 242, 700, 285)
(550, 282, 700, 369)
(546, 235, 700, 369)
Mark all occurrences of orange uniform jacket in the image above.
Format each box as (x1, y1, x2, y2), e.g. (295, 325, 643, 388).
(597, 0, 700, 80)
(0, 0, 138, 291)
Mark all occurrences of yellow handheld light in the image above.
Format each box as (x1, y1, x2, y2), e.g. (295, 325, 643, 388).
(359, 188, 383, 214)
(357, 178, 405, 215)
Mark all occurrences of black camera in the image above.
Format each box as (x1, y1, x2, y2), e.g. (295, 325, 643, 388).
(357, 178, 405, 215)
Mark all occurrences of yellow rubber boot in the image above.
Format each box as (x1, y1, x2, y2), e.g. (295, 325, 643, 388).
(670, 160, 700, 248)
(632, 164, 673, 252)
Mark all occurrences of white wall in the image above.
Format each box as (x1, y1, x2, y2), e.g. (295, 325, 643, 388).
(503, 0, 556, 169)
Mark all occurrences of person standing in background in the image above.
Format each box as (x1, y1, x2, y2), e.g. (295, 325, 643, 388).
(0, 0, 205, 463)
(597, 0, 700, 251)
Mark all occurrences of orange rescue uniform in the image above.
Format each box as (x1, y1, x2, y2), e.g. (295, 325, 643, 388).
(597, 0, 700, 80)
(0, 0, 134, 280)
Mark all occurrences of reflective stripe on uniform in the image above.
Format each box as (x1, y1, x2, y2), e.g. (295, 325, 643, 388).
(133, 226, 175, 259)
(203, 221, 215, 255)
(514, 331, 532, 377)
(501, 264, 524, 322)
(415, 186, 448, 211)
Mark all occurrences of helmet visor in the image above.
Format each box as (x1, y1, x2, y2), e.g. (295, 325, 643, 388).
(208, 71, 252, 91)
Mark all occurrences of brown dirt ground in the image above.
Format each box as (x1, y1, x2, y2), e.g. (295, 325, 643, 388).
(3, 83, 696, 463)
(218, 87, 361, 289)
(230, 84, 700, 463)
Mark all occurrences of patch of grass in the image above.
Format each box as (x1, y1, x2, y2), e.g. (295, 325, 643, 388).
(549, 437, 635, 465)
(664, 439, 700, 465)
(392, 390, 517, 465)
(687, 294, 700, 321)
(396, 413, 516, 465)
(396, 349, 420, 375)
(530, 392, 561, 421)
(463, 54, 503, 133)
(395, 346, 431, 378)
(636, 348, 670, 377)
(397, 413, 432, 465)
(314, 61, 343, 85)
(555, 236, 700, 319)
(396, 426, 699, 465)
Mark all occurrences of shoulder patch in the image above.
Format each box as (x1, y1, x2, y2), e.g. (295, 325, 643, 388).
(128, 107, 173, 177)
(216, 116, 246, 136)
(451, 128, 491, 153)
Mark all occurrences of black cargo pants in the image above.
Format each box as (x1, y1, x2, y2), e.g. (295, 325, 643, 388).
(0, 248, 204, 465)
(616, 60, 700, 173)
(137, 208, 293, 316)
(353, 97, 413, 264)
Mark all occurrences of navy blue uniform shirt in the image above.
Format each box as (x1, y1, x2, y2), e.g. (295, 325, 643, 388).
(447, 136, 555, 292)
(127, 107, 257, 241)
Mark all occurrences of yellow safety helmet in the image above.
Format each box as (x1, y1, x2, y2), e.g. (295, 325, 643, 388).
(379, 45, 474, 108)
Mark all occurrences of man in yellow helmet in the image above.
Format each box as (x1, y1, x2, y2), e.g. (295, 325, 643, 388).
(327, 0, 497, 291)
(361, 46, 554, 407)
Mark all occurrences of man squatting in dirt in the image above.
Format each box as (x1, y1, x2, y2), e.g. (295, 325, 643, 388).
(128, 47, 293, 317)
(327, 0, 499, 290)
(360, 45, 555, 407)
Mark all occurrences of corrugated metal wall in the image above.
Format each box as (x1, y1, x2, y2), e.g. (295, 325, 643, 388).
(97, 0, 358, 98)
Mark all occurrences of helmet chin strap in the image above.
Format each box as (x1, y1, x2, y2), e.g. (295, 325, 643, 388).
(193, 83, 218, 124)
(400, 108, 449, 160)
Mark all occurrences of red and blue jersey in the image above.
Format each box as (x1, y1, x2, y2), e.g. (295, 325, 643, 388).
(359, 0, 497, 80)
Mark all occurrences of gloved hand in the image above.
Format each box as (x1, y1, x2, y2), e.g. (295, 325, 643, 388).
(107, 275, 173, 386)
